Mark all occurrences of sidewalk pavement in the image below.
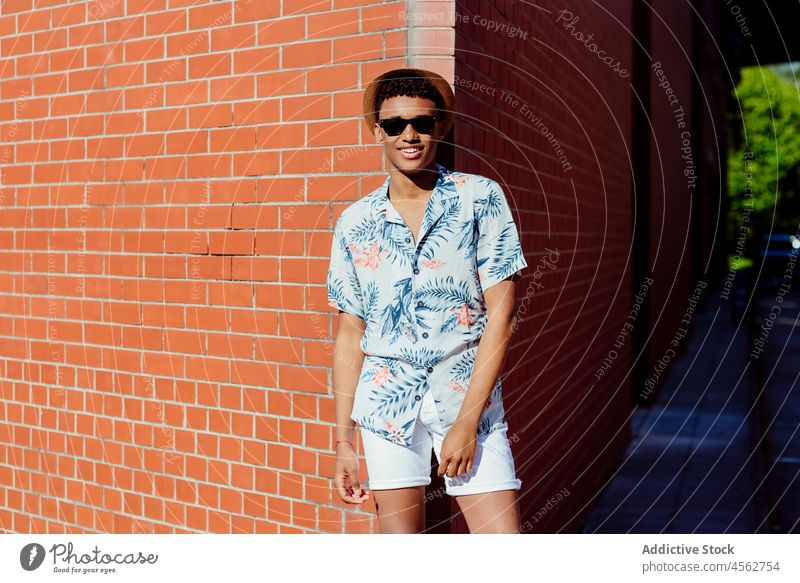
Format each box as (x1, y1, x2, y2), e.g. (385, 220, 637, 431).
(581, 277, 798, 533)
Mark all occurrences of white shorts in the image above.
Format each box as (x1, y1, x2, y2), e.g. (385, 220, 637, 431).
(358, 387, 522, 496)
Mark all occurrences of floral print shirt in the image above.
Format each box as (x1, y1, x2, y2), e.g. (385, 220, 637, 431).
(327, 162, 528, 447)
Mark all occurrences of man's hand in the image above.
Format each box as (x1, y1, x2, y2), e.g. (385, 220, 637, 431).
(437, 420, 478, 478)
(334, 443, 370, 504)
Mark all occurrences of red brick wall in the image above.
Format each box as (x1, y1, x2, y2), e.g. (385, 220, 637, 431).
(0, 0, 414, 534)
(450, 0, 634, 532)
(644, 0, 696, 383)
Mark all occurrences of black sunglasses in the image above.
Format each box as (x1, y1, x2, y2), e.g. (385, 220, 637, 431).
(378, 115, 439, 136)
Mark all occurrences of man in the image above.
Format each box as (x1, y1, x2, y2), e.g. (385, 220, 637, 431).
(328, 68, 528, 533)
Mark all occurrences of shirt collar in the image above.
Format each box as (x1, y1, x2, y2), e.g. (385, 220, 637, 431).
(371, 162, 459, 228)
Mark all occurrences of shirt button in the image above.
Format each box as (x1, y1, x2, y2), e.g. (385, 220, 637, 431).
(427, 366, 433, 373)
(405, 237, 411, 243)
(417, 300, 424, 307)
(422, 332, 429, 338)
(414, 395, 421, 401)
(413, 268, 420, 275)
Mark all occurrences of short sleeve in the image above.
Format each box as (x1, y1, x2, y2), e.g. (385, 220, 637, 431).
(475, 180, 528, 291)
(327, 215, 366, 319)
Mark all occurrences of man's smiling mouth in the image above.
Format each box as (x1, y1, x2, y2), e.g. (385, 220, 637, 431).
(398, 146, 424, 159)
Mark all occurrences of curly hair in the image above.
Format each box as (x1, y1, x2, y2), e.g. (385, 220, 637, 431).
(375, 72, 445, 119)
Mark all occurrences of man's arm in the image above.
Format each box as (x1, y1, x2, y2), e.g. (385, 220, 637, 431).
(454, 277, 519, 429)
(332, 312, 367, 444)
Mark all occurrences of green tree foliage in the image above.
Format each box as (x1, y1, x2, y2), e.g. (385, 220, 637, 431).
(728, 66, 800, 241)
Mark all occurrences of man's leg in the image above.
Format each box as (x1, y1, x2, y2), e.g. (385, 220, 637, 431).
(454, 489, 520, 533)
(437, 426, 522, 533)
(373, 486, 426, 533)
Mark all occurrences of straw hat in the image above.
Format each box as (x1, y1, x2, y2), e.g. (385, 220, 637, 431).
(362, 68, 455, 135)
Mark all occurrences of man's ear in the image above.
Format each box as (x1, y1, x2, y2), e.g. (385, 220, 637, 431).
(435, 117, 446, 140)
